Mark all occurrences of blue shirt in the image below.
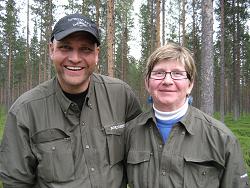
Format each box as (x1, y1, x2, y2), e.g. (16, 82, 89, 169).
(156, 118, 181, 143)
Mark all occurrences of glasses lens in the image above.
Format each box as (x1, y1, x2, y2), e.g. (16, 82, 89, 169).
(171, 71, 188, 80)
(150, 71, 188, 80)
(150, 71, 165, 80)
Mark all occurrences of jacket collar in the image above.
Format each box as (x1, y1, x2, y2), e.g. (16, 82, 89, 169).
(140, 106, 195, 135)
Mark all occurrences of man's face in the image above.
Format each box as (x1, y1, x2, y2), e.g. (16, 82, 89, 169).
(50, 32, 99, 93)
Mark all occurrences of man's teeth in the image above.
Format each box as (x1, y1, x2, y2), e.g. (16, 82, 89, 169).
(66, 66, 83, 71)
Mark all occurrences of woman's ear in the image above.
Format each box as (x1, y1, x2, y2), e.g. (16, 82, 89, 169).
(187, 81, 194, 95)
(144, 78, 150, 93)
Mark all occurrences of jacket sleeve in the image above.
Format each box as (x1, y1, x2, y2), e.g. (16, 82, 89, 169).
(0, 110, 36, 187)
(220, 138, 249, 188)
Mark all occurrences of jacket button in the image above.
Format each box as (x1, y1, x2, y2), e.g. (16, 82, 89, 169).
(161, 170, 166, 176)
(202, 171, 206, 175)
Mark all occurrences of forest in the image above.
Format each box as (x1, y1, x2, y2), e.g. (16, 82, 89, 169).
(0, 0, 250, 185)
(0, 0, 249, 122)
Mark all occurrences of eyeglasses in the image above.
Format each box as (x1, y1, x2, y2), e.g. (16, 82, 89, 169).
(150, 71, 189, 80)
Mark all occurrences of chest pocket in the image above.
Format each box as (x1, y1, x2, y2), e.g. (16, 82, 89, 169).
(104, 124, 125, 166)
(126, 150, 151, 188)
(183, 156, 224, 188)
(31, 128, 75, 182)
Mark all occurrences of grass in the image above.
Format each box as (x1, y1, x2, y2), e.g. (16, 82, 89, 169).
(0, 108, 249, 186)
(0, 107, 6, 141)
(217, 114, 250, 176)
(0, 106, 5, 188)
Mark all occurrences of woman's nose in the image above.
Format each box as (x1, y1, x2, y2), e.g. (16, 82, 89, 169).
(163, 73, 173, 84)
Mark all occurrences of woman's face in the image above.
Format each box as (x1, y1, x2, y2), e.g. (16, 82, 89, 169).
(145, 59, 193, 112)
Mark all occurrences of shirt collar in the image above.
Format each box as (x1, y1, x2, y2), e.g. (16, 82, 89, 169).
(55, 74, 98, 112)
(141, 106, 196, 136)
(55, 78, 72, 114)
(179, 106, 196, 135)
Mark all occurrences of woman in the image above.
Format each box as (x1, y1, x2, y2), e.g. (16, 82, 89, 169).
(124, 43, 249, 188)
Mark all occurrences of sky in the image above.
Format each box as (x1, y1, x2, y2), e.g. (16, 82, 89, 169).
(18, 0, 142, 60)
(17, 0, 250, 61)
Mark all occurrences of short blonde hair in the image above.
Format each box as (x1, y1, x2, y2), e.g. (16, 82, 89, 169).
(145, 42, 196, 83)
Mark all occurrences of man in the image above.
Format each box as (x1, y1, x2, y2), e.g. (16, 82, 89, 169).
(0, 13, 141, 188)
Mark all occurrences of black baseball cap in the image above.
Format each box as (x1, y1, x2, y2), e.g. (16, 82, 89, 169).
(51, 13, 100, 46)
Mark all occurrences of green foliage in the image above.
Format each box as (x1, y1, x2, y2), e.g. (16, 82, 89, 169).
(0, 106, 5, 187)
(215, 114, 250, 176)
(0, 107, 5, 187)
(0, 106, 6, 140)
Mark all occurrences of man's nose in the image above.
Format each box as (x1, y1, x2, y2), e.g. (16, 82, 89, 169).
(68, 50, 81, 63)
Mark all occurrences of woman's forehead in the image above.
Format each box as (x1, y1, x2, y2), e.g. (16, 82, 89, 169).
(153, 59, 184, 68)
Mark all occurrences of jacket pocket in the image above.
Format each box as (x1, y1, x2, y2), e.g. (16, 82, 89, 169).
(104, 124, 125, 166)
(126, 150, 151, 188)
(183, 156, 224, 188)
(31, 128, 75, 182)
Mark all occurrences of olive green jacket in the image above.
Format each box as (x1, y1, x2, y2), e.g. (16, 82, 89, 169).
(0, 74, 142, 188)
(125, 106, 249, 188)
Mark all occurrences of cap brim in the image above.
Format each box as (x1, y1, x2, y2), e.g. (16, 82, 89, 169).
(54, 28, 100, 45)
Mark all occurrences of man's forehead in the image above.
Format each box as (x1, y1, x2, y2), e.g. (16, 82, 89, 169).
(58, 31, 97, 43)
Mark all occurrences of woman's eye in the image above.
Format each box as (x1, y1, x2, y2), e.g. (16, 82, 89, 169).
(173, 72, 183, 75)
(156, 72, 164, 75)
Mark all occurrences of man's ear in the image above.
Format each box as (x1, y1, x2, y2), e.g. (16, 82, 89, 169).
(95, 46, 100, 65)
(49, 42, 54, 59)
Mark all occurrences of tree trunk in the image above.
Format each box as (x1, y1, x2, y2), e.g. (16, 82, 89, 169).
(156, 0, 161, 48)
(232, 0, 240, 120)
(149, 0, 155, 52)
(200, 0, 214, 116)
(235, 0, 241, 118)
(181, 0, 187, 46)
(121, 6, 128, 82)
(162, 0, 165, 45)
(26, 0, 30, 91)
(95, 0, 100, 73)
(219, 0, 225, 122)
(7, 43, 12, 109)
(107, 0, 115, 77)
(191, 0, 200, 108)
(47, 0, 53, 80)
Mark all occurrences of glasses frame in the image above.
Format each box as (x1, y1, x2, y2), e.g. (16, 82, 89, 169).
(150, 71, 190, 80)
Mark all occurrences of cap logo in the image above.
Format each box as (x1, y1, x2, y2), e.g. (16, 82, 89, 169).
(73, 21, 88, 27)
(68, 17, 92, 28)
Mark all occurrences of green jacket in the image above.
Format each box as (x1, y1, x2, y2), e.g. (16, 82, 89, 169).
(125, 106, 249, 188)
(0, 74, 142, 188)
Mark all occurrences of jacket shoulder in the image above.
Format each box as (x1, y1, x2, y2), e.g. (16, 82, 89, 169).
(189, 106, 236, 138)
(9, 79, 55, 114)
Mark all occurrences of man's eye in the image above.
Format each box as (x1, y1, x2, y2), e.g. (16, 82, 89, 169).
(80, 47, 92, 52)
(59, 45, 71, 50)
